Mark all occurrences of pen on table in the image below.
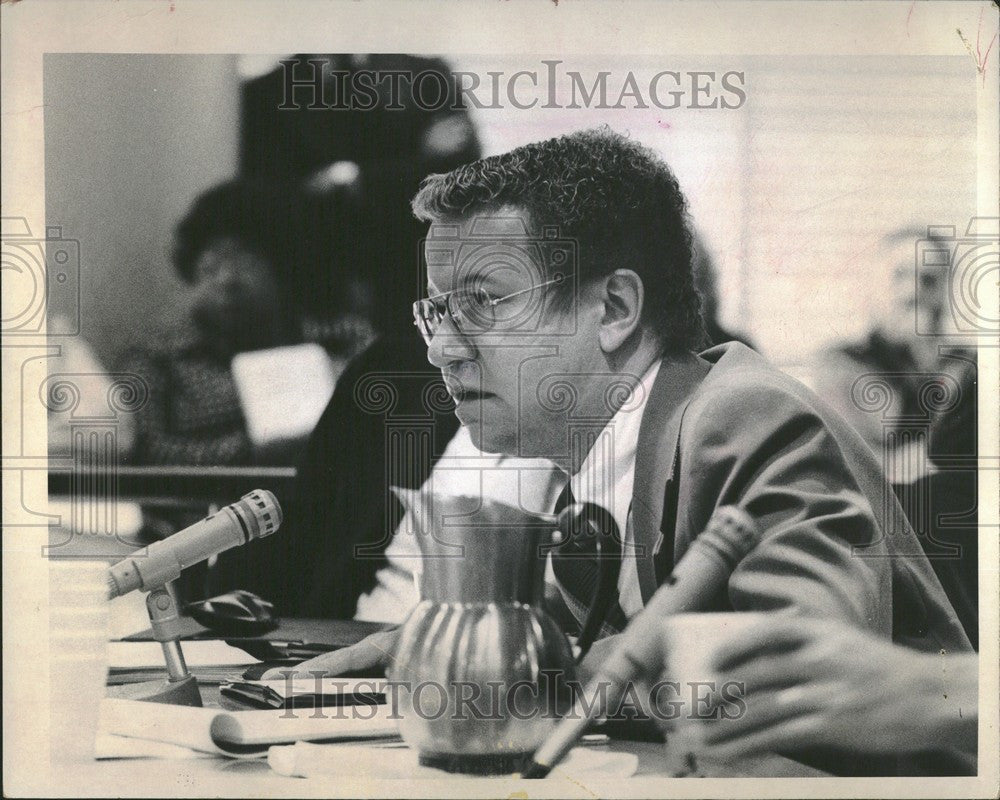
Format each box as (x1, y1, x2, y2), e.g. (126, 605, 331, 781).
(522, 506, 759, 779)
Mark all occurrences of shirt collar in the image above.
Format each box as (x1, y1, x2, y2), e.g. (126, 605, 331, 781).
(570, 360, 662, 500)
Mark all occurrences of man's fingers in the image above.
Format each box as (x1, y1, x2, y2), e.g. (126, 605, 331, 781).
(710, 616, 816, 672)
(702, 713, 825, 760)
(260, 630, 398, 680)
(710, 653, 810, 699)
(702, 688, 814, 745)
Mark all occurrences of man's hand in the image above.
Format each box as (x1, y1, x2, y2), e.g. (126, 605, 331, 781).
(700, 616, 977, 759)
(261, 628, 399, 680)
(576, 633, 628, 686)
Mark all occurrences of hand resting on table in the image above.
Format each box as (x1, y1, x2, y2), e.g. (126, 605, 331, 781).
(261, 627, 399, 680)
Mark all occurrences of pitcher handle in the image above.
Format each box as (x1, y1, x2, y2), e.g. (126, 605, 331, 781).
(554, 502, 624, 661)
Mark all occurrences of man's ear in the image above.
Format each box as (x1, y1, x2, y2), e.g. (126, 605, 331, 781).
(598, 269, 644, 354)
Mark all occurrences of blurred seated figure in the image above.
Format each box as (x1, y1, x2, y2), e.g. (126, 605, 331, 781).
(203, 78, 483, 601)
(812, 226, 976, 470)
(240, 54, 482, 340)
(691, 231, 755, 349)
(695, 615, 977, 775)
(213, 61, 485, 606)
(118, 180, 316, 466)
(811, 227, 978, 646)
(240, 54, 480, 188)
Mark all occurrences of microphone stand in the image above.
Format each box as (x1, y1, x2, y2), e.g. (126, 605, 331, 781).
(102, 489, 282, 707)
(106, 581, 203, 707)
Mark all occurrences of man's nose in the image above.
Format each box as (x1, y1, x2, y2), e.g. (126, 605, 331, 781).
(426, 314, 476, 368)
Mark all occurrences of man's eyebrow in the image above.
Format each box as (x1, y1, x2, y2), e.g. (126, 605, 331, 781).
(463, 265, 526, 292)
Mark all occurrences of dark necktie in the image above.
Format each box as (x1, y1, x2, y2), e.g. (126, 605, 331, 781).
(550, 482, 627, 656)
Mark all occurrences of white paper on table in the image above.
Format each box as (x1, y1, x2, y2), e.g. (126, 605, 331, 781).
(107, 640, 259, 669)
(99, 698, 400, 758)
(95, 733, 210, 761)
(267, 741, 638, 779)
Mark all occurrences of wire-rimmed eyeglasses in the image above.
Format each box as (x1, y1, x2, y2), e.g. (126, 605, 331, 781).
(412, 274, 565, 345)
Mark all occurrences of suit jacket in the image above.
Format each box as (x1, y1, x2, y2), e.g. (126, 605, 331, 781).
(628, 342, 973, 776)
(630, 342, 971, 654)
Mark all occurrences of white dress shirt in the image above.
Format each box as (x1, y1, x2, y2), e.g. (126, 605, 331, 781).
(557, 361, 661, 620)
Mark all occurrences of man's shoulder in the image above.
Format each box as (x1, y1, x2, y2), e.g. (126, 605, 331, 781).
(689, 342, 824, 422)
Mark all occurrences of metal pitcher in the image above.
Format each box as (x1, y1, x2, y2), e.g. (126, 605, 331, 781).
(386, 486, 621, 775)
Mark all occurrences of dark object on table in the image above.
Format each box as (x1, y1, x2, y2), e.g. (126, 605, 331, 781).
(220, 680, 386, 710)
(240, 662, 387, 681)
(186, 589, 278, 637)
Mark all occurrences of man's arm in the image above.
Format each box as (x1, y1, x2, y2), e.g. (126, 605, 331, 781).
(680, 381, 890, 632)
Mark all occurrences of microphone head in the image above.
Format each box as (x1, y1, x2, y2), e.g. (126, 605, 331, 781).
(699, 506, 759, 569)
(232, 489, 283, 540)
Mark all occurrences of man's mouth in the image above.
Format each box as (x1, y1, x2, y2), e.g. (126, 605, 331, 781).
(451, 388, 495, 404)
(443, 376, 494, 404)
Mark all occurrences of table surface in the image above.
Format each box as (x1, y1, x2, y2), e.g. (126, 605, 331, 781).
(52, 681, 825, 797)
(44, 533, 826, 795)
(47, 738, 823, 799)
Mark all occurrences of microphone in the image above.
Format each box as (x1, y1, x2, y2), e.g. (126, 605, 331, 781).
(106, 489, 282, 599)
(523, 505, 759, 778)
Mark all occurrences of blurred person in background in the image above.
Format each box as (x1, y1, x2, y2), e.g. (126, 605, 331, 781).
(239, 53, 481, 340)
(691, 230, 755, 349)
(118, 179, 318, 466)
(167, 56, 483, 607)
(812, 226, 978, 647)
(813, 226, 976, 465)
(242, 55, 486, 613)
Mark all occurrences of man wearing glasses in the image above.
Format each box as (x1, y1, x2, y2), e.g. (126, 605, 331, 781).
(274, 128, 971, 770)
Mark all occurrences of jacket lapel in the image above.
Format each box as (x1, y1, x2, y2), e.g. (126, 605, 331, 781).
(631, 354, 711, 603)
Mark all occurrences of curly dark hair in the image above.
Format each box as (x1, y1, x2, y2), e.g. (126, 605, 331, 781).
(172, 179, 308, 284)
(411, 126, 706, 352)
